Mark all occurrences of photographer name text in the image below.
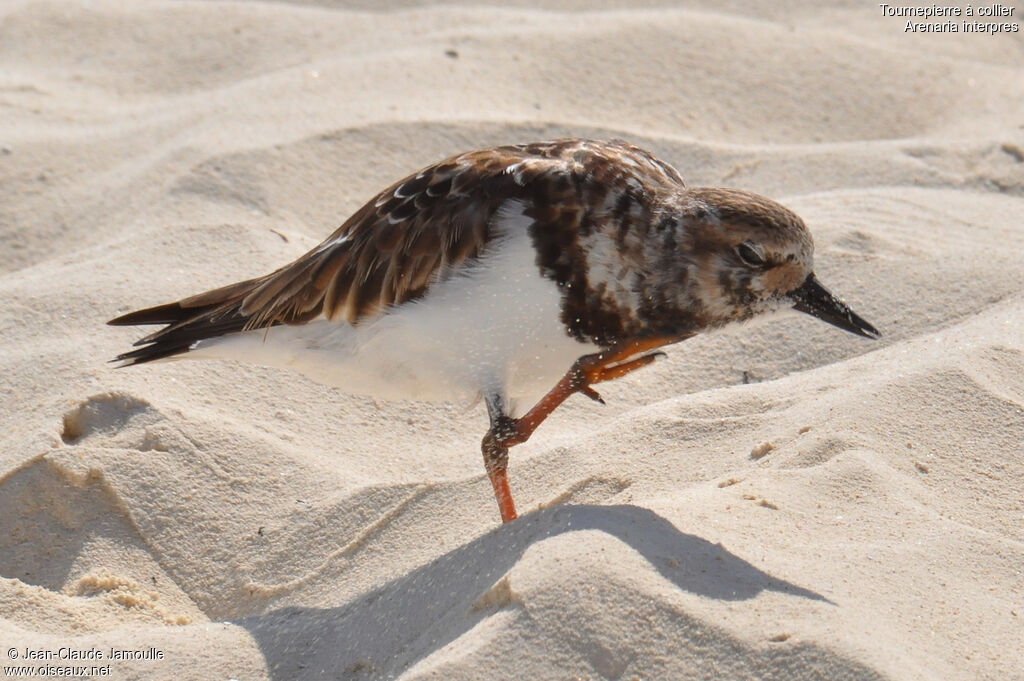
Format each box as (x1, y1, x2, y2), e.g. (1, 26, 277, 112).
(13, 647, 163, 662)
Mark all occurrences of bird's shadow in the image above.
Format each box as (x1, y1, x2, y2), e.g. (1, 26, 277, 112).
(239, 503, 832, 680)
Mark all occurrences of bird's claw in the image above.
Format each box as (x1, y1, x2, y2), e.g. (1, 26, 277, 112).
(580, 386, 605, 404)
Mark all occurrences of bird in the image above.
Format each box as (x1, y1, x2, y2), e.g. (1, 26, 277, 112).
(109, 138, 880, 524)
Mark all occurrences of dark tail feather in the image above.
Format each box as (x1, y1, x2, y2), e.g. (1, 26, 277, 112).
(111, 307, 252, 366)
(108, 276, 264, 328)
(108, 302, 193, 327)
(109, 281, 265, 366)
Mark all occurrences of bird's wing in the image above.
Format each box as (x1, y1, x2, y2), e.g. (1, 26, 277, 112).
(109, 139, 687, 364)
(238, 146, 557, 329)
(103, 142, 575, 362)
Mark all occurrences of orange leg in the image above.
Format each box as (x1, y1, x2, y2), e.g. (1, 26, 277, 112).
(482, 428, 519, 523)
(480, 335, 680, 523)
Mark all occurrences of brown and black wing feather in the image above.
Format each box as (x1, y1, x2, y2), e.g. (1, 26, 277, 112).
(108, 138, 685, 366)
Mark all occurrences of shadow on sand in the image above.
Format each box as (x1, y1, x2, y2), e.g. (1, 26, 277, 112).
(239, 503, 850, 679)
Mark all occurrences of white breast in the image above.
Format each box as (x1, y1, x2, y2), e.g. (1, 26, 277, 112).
(189, 202, 598, 417)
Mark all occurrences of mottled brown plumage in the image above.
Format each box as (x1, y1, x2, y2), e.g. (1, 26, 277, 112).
(110, 138, 879, 524)
(111, 139, 696, 360)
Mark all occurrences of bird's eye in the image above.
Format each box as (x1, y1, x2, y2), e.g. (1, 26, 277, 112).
(736, 242, 767, 268)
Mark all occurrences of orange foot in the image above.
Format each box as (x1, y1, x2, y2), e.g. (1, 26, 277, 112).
(480, 335, 682, 523)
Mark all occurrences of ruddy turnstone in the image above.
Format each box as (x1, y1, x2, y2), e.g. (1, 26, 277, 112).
(109, 138, 879, 524)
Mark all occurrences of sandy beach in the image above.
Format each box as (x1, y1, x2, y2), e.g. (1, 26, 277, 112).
(2, 1, 1022, 679)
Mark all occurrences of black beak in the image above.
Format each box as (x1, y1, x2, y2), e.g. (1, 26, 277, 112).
(791, 273, 880, 339)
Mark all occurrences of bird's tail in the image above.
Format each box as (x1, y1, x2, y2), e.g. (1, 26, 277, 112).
(107, 277, 263, 365)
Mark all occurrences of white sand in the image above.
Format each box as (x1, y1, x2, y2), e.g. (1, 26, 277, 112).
(2, 1, 1022, 679)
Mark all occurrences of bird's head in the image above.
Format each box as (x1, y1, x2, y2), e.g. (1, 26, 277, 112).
(665, 187, 879, 339)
